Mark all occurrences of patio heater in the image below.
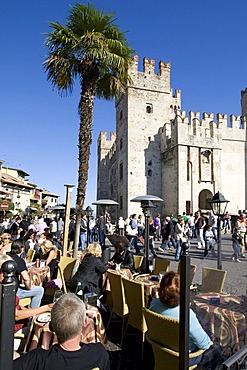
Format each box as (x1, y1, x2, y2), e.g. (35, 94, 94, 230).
(208, 191, 229, 270)
(131, 195, 163, 273)
(85, 205, 93, 248)
(92, 199, 119, 243)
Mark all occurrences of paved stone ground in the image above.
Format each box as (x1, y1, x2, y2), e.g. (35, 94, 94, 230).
(154, 233, 247, 296)
(106, 232, 247, 295)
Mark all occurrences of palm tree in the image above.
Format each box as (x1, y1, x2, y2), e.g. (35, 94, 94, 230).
(44, 3, 133, 256)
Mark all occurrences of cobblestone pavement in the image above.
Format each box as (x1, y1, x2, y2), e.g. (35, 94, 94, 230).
(154, 233, 247, 296)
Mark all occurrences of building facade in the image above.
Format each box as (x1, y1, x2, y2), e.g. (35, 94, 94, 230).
(97, 56, 247, 220)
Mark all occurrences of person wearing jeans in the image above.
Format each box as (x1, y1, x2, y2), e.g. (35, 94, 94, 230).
(194, 211, 206, 249)
(10, 239, 44, 308)
(17, 285, 44, 308)
(174, 216, 187, 261)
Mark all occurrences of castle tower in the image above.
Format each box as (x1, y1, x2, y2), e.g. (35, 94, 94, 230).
(97, 56, 246, 219)
(114, 56, 181, 216)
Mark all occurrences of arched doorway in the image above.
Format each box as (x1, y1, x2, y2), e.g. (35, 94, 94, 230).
(198, 189, 213, 211)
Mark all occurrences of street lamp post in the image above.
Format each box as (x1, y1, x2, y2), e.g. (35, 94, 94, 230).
(131, 195, 163, 273)
(85, 205, 93, 248)
(208, 191, 229, 270)
(62, 184, 75, 257)
(179, 241, 190, 370)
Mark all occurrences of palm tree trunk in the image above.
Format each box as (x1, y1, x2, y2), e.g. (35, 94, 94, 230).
(73, 65, 98, 258)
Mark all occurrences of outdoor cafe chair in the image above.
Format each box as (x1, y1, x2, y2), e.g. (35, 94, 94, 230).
(133, 255, 144, 272)
(57, 256, 76, 293)
(192, 267, 227, 293)
(122, 277, 147, 359)
(25, 249, 35, 263)
(143, 308, 207, 370)
(106, 271, 129, 346)
(153, 259, 170, 276)
(177, 263, 197, 286)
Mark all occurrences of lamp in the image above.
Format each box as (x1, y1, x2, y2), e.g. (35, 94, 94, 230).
(208, 191, 229, 269)
(85, 205, 93, 247)
(131, 195, 163, 273)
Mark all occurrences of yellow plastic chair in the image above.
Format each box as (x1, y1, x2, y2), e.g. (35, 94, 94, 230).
(200, 267, 227, 293)
(177, 263, 197, 286)
(25, 249, 35, 263)
(106, 271, 129, 346)
(153, 259, 170, 275)
(133, 255, 144, 272)
(19, 297, 31, 307)
(143, 308, 208, 370)
(57, 256, 76, 293)
(122, 278, 147, 359)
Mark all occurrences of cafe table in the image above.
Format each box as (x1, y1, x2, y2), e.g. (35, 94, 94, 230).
(191, 292, 247, 353)
(26, 304, 106, 352)
(134, 274, 160, 306)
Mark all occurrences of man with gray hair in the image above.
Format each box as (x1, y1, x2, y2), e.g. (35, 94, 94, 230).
(13, 293, 110, 370)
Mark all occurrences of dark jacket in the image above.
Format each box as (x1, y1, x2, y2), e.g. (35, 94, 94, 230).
(72, 254, 107, 296)
(110, 249, 135, 272)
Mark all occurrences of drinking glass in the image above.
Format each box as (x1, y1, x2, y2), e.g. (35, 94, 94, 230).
(53, 289, 63, 303)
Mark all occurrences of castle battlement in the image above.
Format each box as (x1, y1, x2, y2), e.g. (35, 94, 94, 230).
(128, 55, 172, 93)
(172, 110, 245, 130)
(98, 131, 116, 144)
(161, 110, 246, 148)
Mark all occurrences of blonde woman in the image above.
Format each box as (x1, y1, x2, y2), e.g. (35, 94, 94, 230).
(40, 240, 58, 280)
(71, 242, 107, 296)
(0, 232, 12, 254)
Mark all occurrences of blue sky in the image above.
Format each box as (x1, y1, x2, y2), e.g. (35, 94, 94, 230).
(1, 0, 246, 207)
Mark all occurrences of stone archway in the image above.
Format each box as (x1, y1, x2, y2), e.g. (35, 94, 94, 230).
(198, 189, 213, 211)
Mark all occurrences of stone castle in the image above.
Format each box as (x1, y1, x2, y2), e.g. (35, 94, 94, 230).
(97, 56, 247, 221)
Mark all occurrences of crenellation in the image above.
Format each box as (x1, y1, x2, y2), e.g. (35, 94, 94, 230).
(128, 55, 139, 74)
(229, 114, 241, 129)
(241, 87, 247, 97)
(173, 89, 181, 99)
(189, 111, 200, 122)
(143, 57, 155, 74)
(202, 113, 214, 120)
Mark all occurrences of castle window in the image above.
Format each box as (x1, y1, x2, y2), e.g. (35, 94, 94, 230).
(120, 110, 123, 120)
(120, 162, 123, 180)
(148, 169, 152, 176)
(120, 196, 123, 210)
(120, 138, 123, 150)
(148, 160, 152, 166)
(110, 184, 113, 194)
(146, 104, 153, 114)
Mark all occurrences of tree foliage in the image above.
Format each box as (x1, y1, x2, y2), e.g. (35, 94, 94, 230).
(44, 3, 134, 255)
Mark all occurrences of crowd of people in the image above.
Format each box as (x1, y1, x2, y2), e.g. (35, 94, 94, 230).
(0, 208, 242, 369)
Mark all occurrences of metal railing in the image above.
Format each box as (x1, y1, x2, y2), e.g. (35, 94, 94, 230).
(222, 345, 247, 369)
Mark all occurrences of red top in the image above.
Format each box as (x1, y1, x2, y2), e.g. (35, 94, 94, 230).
(14, 296, 29, 333)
